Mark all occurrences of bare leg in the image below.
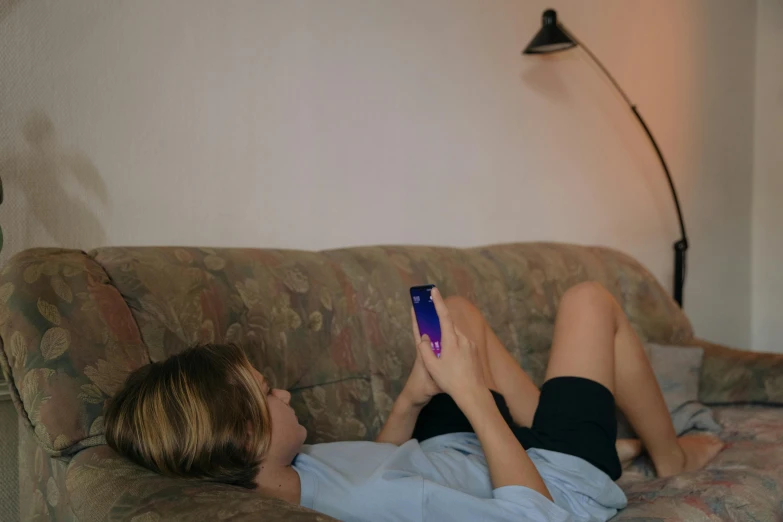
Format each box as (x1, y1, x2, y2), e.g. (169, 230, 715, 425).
(445, 296, 540, 427)
(446, 286, 723, 477)
(616, 439, 643, 464)
(445, 296, 639, 461)
(545, 282, 723, 476)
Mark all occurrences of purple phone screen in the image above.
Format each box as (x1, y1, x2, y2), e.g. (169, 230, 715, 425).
(410, 285, 442, 357)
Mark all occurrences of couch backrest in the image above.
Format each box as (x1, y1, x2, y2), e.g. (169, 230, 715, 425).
(0, 243, 692, 458)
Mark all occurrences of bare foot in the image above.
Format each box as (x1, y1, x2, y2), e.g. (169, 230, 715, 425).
(616, 438, 643, 465)
(656, 433, 724, 477)
(679, 433, 725, 472)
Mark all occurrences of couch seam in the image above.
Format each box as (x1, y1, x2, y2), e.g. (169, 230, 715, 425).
(323, 248, 381, 437)
(290, 375, 371, 393)
(87, 248, 153, 367)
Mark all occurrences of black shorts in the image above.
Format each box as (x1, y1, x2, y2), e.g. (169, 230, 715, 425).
(411, 376, 622, 481)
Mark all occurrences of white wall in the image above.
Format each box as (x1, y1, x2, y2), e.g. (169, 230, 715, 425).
(0, 0, 756, 347)
(752, 0, 783, 353)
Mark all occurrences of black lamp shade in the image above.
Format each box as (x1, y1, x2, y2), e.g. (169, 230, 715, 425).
(523, 9, 576, 54)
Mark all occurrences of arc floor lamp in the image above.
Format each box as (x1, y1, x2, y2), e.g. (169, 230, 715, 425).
(524, 9, 689, 307)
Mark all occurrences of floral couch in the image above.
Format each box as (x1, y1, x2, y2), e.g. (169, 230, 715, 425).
(1, 243, 782, 521)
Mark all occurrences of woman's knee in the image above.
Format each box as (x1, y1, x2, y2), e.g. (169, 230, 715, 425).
(560, 282, 617, 313)
(444, 295, 476, 315)
(445, 295, 484, 324)
(443, 295, 485, 339)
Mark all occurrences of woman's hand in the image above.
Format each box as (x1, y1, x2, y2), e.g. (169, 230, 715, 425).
(416, 288, 486, 403)
(401, 309, 442, 408)
(376, 309, 442, 444)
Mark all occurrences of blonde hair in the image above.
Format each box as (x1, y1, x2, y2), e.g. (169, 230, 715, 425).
(104, 344, 271, 489)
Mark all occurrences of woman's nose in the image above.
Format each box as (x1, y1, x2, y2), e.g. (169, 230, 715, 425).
(272, 388, 291, 405)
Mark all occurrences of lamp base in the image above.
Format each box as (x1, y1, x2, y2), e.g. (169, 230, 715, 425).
(674, 239, 688, 307)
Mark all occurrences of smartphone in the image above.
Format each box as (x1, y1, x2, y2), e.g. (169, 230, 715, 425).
(410, 284, 442, 358)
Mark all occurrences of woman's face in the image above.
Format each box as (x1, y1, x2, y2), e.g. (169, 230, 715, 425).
(251, 368, 307, 462)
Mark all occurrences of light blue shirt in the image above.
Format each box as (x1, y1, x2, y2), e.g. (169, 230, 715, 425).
(293, 432, 627, 521)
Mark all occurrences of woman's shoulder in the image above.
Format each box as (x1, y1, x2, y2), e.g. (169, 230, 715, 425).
(295, 439, 409, 470)
(301, 439, 402, 454)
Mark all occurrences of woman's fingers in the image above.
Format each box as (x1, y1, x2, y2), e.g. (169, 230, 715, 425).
(431, 288, 457, 341)
(410, 307, 422, 343)
(417, 334, 438, 369)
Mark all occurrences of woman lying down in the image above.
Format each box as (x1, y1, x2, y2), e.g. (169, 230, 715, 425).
(104, 283, 723, 521)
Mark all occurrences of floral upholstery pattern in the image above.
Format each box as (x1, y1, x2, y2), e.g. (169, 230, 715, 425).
(0, 242, 781, 521)
(692, 339, 783, 404)
(616, 405, 783, 521)
(17, 422, 75, 522)
(64, 445, 330, 522)
(0, 249, 149, 458)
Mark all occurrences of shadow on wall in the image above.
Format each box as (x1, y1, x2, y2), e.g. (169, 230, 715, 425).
(0, 111, 107, 255)
(0, 0, 21, 22)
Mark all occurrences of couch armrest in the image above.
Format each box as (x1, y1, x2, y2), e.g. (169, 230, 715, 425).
(692, 338, 783, 405)
(67, 446, 335, 522)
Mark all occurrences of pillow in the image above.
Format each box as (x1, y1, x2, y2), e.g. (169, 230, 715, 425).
(616, 344, 721, 438)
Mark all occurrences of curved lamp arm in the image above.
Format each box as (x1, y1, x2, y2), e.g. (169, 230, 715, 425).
(561, 24, 689, 306)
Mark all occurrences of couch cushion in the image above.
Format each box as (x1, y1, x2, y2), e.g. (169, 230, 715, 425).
(0, 249, 149, 458)
(712, 404, 783, 443)
(617, 345, 720, 438)
(693, 338, 783, 404)
(646, 344, 703, 409)
(325, 244, 693, 426)
(90, 247, 377, 443)
(65, 445, 334, 522)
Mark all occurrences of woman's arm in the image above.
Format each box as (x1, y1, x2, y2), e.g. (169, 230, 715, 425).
(455, 387, 552, 500)
(417, 288, 552, 500)
(375, 392, 423, 445)
(377, 309, 442, 445)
